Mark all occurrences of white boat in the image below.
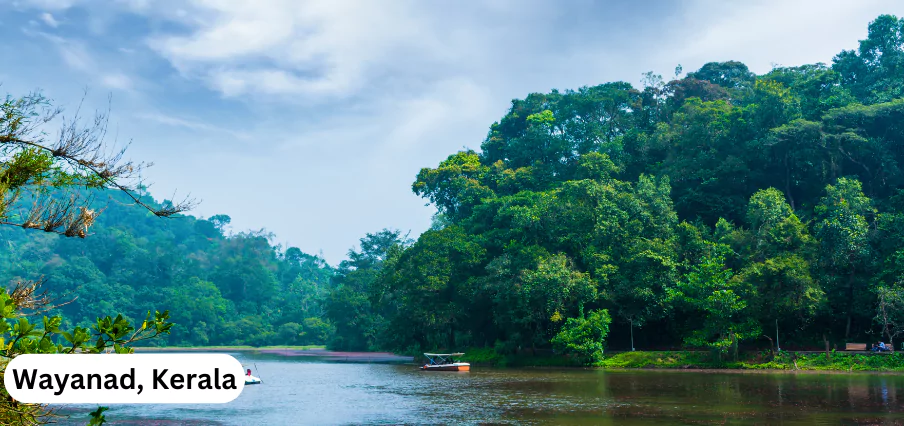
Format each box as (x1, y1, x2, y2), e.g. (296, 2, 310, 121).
(420, 353, 470, 371)
(244, 368, 262, 384)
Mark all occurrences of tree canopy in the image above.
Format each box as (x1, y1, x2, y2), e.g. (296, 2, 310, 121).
(326, 14, 904, 358)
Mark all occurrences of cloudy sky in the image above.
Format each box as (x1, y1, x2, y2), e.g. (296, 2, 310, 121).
(1, 0, 901, 265)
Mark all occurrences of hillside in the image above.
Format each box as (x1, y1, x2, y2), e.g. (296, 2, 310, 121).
(0, 189, 336, 347)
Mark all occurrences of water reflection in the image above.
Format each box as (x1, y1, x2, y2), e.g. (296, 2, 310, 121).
(51, 354, 904, 425)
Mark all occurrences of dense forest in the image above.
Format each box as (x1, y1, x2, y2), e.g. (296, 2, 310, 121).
(325, 14, 904, 360)
(3, 14, 903, 363)
(0, 189, 336, 347)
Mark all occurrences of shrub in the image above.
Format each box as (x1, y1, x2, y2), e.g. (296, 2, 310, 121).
(551, 309, 611, 365)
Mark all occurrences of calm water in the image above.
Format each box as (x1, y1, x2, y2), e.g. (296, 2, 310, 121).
(53, 352, 904, 425)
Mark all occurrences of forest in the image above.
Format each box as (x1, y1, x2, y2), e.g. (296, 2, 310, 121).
(2, 14, 904, 364)
(0, 189, 335, 347)
(324, 14, 904, 361)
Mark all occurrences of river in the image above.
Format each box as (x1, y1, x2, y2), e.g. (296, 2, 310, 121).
(52, 351, 904, 425)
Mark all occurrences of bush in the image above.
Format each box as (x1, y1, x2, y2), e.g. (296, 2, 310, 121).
(550, 309, 611, 365)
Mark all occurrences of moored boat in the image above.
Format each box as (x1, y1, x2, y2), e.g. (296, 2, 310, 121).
(420, 353, 470, 371)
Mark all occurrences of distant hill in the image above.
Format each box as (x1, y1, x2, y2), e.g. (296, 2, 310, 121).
(0, 189, 336, 347)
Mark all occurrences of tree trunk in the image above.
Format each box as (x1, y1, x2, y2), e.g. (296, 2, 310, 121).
(630, 322, 635, 351)
(775, 319, 781, 352)
(764, 335, 775, 359)
(824, 334, 830, 359)
(732, 332, 739, 362)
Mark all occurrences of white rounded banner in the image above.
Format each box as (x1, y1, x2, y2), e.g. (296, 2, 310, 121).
(4, 354, 245, 404)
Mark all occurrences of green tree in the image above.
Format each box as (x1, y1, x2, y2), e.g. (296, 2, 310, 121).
(669, 242, 758, 358)
(814, 178, 874, 339)
(874, 285, 904, 350)
(833, 14, 904, 103)
(737, 189, 824, 344)
(551, 309, 612, 365)
(325, 229, 410, 351)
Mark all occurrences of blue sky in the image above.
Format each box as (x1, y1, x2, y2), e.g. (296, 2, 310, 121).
(2, 0, 902, 265)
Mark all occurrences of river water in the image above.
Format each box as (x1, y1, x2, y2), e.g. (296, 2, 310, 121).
(53, 352, 904, 425)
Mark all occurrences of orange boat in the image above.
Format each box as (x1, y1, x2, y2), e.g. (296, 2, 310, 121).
(420, 353, 470, 371)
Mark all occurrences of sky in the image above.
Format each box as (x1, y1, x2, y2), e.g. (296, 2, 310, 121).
(1, 0, 902, 265)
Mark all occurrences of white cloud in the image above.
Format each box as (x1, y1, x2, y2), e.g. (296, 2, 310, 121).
(101, 73, 132, 90)
(55, 39, 94, 72)
(134, 111, 252, 140)
(26, 31, 138, 93)
(9, 0, 904, 264)
(660, 0, 899, 74)
(22, 0, 81, 10)
(145, 0, 469, 100)
(40, 12, 58, 27)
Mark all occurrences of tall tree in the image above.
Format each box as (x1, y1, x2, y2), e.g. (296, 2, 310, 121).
(814, 178, 874, 339)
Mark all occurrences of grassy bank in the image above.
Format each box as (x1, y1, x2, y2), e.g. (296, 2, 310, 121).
(137, 346, 903, 372)
(599, 350, 904, 372)
(456, 348, 582, 368)
(452, 348, 904, 372)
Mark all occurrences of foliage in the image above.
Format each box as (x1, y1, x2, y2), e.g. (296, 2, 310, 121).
(874, 285, 904, 348)
(597, 350, 904, 372)
(0, 281, 173, 424)
(325, 14, 904, 366)
(87, 407, 108, 425)
(668, 242, 758, 354)
(453, 347, 582, 368)
(0, 190, 338, 348)
(550, 309, 612, 364)
(0, 91, 181, 424)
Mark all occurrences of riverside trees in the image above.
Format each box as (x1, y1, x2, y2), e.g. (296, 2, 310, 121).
(327, 14, 904, 362)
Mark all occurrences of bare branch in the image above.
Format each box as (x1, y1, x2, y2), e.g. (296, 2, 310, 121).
(7, 277, 77, 317)
(0, 191, 105, 238)
(0, 90, 199, 234)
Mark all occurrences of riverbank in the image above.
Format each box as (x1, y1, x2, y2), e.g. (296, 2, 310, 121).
(134, 345, 327, 352)
(133, 346, 414, 363)
(597, 350, 904, 372)
(456, 348, 904, 372)
(133, 346, 904, 372)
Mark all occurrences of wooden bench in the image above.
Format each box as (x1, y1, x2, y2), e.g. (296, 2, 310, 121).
(845, 343, 894, 352)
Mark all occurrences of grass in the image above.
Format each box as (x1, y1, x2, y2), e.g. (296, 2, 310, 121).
(451, 348, 904, 372)
(596, 350, 904, 372)
(457, 347, 583, 368)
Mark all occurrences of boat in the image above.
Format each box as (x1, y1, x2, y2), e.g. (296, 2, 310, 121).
(420, 353, 470, 371)
(244, 368, 262, 385)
